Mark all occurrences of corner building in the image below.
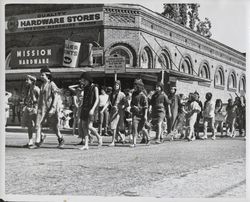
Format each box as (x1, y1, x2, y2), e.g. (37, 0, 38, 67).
(5, 4, 246, 122)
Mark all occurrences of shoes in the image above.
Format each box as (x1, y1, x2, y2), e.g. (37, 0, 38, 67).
(200, 136, 207, 140)
(23, 143, 34, 148)
(40, 134, 46, 144)
(79, 146, 89, 150)
(57, 137, 65, 149)
(89, 136, 94, 144)
(140, 138, 146, 144)
(108, 143, 115, 147)
(155, 140, 162, 144)
(76, 141, 84, 145)
(98, 137, 103, 147)
(211, 136, 216, 140)
(29, 142, 41, 149)
(145, 139, 151, 146)
(129, 144, 136, 148)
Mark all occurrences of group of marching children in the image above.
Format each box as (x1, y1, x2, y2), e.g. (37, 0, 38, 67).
(21, 66, 246, 149)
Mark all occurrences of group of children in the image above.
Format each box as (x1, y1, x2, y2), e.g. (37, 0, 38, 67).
(172, 91, 246, 141)
(19, 66, 246, 149)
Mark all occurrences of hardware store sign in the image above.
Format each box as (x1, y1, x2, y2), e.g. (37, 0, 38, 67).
(10, 45, 63, 68)
(6, 10, 103, 33)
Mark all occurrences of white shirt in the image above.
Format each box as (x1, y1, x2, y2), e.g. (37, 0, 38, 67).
(203, 100, 215, 118)
(99, 94, 109, 107)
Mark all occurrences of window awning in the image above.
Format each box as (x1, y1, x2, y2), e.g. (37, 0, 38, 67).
(5, 67, 211, 83)
(169, 69, 211, 83)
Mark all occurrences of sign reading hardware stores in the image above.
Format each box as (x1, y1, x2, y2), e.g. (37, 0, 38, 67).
(10, 45, 63, 68)
(5, 10, 103, 33)
(63, 40, 81, 67)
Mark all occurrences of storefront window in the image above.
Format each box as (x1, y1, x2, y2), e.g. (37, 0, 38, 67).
(110, 46, 133, 67)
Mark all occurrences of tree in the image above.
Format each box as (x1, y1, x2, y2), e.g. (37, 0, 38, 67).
(187, 4, 200, 30)
(162, 3, 212, 38)
(178, 4, 188, 26)
(196, 18, 212, 38)
(162, 4, 179, 21)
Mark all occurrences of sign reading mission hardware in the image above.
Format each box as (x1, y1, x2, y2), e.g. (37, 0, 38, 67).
(10, 45, 63, 68)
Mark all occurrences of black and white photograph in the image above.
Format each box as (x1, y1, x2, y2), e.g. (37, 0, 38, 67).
(1, 0, 249, 201)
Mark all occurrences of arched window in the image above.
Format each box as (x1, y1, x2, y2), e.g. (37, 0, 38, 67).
(141, 47, 153, 69)
(214, 67, 225, 86)
(239, 75, 246, 93)
(228, 71, 237, 89)
(180, 57, 192, 74)
(110, 45, 133, 67)
(199, 62, 210, 79)
(155, 49, 171, 69)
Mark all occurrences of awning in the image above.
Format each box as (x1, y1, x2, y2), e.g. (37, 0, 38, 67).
(5, 66, 211, 83)
(169, 69, 211, 83)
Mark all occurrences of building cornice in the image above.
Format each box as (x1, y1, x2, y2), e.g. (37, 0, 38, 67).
(138, 10, 245, 63)
(103, 25, 245, 71)
(102, 4, 245, 66)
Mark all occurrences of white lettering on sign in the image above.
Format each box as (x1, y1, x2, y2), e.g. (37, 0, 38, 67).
(16, 49, 52, 57)
(18, 58, 49, 65)
(17, 12, 102, 29)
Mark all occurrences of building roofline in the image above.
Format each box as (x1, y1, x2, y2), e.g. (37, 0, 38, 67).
(103, 3, 245, 57)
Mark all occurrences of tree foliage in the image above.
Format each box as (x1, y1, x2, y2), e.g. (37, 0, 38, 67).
(162, 3, 212, 38)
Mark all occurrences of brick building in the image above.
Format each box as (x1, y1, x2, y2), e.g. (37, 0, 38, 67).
(5, 4, 246, 124)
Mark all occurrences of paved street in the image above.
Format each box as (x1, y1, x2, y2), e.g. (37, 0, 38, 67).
(5, 127, 246, 198)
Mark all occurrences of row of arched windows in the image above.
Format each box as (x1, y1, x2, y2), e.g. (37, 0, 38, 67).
(108, 44, 246, 93)
(5, 40, 246, 93)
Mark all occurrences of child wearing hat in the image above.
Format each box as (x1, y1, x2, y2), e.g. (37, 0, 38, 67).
(21, 75, 40, 148)
(31, 67, 64, 149)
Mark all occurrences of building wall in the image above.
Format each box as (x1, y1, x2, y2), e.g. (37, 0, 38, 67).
(100, 5, 246, 102)
(5, 4, 246, 102)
